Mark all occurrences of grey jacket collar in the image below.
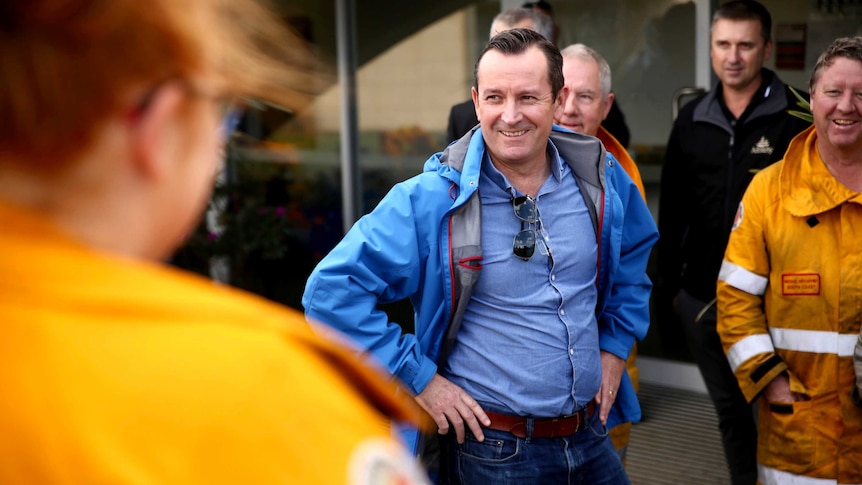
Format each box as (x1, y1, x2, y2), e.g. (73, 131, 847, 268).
(693, 69, 789, 134)
(439, 125, 606, 191)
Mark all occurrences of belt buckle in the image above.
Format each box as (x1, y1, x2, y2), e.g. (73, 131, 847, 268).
(565, 411, 583, 436)
(572, 413, 582, 435)
(550, 414, 580, 438)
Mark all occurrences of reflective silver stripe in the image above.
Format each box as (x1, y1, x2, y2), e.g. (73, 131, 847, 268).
(758, 464, 838, 485)
(726, 334, 774, 371)
(719, 260, 768, 295)
(727, 329, 855, 372)
(769, 328, 858, 357)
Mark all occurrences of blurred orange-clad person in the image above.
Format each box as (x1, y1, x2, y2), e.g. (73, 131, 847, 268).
(0, 1, 428, 483)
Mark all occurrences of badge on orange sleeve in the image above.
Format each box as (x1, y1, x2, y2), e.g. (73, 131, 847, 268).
(348, 438, 430, 485)
(731, 202, 744, 231)
(781, 273, 820, 296)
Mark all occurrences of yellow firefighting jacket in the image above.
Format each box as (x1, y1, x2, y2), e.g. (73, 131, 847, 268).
(717, 126, 862, 484)
(0, 199, 430, 484)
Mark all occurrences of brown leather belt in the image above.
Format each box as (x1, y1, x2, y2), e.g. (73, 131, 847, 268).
(484, 401, 596, 439)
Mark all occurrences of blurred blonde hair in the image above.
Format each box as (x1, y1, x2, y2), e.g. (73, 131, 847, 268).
(0, 0, 323, 165)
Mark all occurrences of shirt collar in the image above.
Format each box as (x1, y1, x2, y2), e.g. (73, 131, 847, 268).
(717, 68, 774, 123)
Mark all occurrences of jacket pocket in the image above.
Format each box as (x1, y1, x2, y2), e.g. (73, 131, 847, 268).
(757, 399, 815, 474)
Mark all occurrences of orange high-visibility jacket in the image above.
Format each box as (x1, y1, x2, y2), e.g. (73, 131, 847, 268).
(597, 126, 646, 201)
(0, 200, 428, 484)
(597, 125, 645, 458)
(717, 126, 862, 484)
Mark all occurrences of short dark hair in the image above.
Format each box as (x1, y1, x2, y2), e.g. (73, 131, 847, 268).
(490, 6, 554, 42)
(712, 0, 772, 43)
(522, 1, 554, 17)
(473, 28, 564, 101)
(809, 36, 862, 93)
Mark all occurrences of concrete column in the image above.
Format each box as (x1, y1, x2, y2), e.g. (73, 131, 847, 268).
(335, 0, 362, 232)
(695, 0, 717, 89)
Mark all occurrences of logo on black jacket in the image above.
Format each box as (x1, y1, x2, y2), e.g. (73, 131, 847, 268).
(751, 136, 774, 155)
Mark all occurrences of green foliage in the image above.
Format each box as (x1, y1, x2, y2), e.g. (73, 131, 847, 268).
(787, 86, 813, 123)
(182, 179, 297, 263)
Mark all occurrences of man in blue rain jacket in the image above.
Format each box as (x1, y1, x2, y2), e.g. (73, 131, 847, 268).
(304, 28, 657, 484)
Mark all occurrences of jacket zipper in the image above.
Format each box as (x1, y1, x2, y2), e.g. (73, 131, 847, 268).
(724, 131, 735, 232)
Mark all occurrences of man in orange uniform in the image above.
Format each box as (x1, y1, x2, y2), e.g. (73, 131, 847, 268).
(717, 36, 862, 484)
(0, 1, 428, 483)
(556, 44, 645, 199)
(555, 43, 647, 463)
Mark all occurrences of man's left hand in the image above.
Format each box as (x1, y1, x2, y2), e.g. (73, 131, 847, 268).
(594, 351, 625, 425)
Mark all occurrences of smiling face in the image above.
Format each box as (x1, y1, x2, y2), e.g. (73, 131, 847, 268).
(811, 57, 862, 161)
(556, 56, 612, 137)
(710, 18, 771, 93)
(472, 45, 563, 172)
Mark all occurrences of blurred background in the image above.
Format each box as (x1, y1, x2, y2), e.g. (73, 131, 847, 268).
(171, 0, 862, 366)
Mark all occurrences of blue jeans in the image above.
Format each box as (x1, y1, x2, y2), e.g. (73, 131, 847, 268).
(441, 407, 630, 484)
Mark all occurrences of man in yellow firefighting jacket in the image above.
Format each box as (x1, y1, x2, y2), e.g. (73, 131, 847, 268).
(717, 36, 862, 485)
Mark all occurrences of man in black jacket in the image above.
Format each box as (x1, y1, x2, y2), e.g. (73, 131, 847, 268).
(656, 2, 810, 484)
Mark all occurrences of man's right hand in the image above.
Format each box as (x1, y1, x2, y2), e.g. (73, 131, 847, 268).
(415, 374, 490, 444)
(763, 373, 808, 403)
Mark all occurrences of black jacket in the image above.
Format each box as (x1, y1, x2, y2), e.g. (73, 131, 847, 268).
(446, 99, 477, 145)
(657, 69, 811, 303)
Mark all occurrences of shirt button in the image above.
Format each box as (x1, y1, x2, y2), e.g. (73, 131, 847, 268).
(551, 274, 556, 281)
(569, 349, 574, 355)
(560, 309, 565, 316)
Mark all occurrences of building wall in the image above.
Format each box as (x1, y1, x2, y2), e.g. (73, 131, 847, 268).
(311, 9, 471, 135)
(306, 0, 854, 147)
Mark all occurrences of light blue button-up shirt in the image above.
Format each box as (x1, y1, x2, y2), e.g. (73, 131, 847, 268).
(443, 141, 600, 417)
